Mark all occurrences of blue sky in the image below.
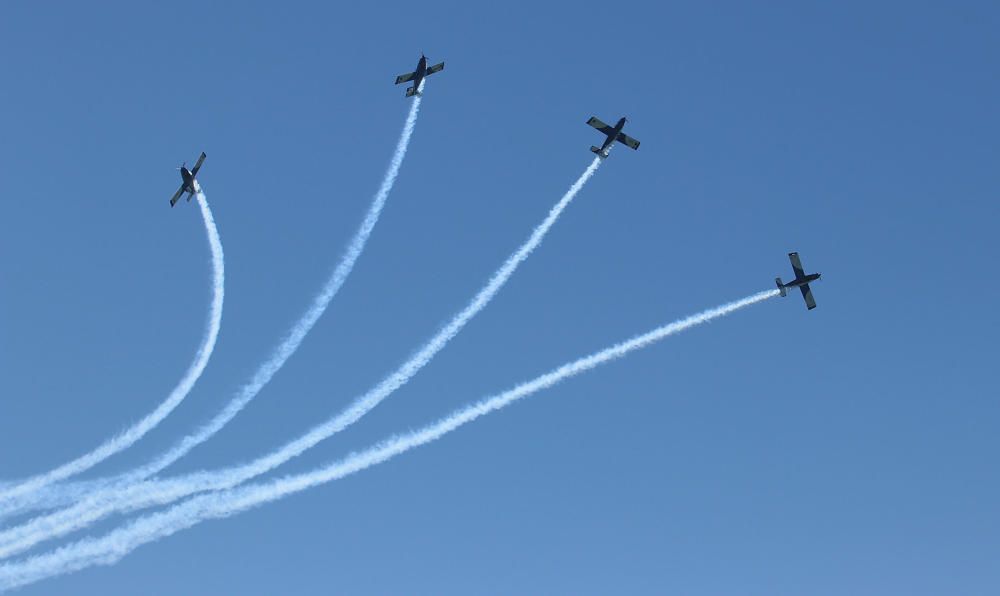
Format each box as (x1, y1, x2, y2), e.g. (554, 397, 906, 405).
(1, 1, 998, 594)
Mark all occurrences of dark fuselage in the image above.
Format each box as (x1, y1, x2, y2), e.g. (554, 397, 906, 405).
(783, 272, 821, 288)
(598, 117, 628, 154)
(180, 167, 196, 194)
(410, 55, 429, 91)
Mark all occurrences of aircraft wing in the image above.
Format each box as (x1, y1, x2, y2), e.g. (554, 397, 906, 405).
(800, 284, 817, 310)
(616, 132, 641, 150)
(586, 116, 615, 136)
(395, 71, 417, 85)
(169, 185, 185, 207)
(788, 252, 806, 279)
(190, 152, 207, 177)
(426, 62, 444, 75)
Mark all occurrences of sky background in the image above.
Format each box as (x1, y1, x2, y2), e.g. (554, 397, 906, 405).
(1, 1, 998, 594)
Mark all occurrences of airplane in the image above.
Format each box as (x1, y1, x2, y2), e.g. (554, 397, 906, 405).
(776, 252, 821, 310)
(394, 54, 444, 97)
(169, 152, 207, 207)
(586, 116, 641, 158)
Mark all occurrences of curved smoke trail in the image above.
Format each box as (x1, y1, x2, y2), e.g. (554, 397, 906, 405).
(0, 192, 225, 510)
(0, 155, 603, 558)
(0, 290, 778, 590)
(0, 91, 426, 524)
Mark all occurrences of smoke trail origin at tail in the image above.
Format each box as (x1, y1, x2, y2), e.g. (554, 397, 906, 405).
(0, 290, 778, 589)
(0, 192, 226, 509)
(0, 89, 428, 524)
(0, 155, 604, 557)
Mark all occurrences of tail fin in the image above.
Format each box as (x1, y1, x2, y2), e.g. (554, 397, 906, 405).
(590, 146, 606, 157)
(775, 277, 786, 297)
(405, 86, 420, 97)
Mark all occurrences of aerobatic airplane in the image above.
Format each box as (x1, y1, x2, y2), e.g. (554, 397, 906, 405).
(586, 116, 641, 158)
(169, 152, 207, 207)
(394, 54, 444, 97)
(776, 252, 821, 310)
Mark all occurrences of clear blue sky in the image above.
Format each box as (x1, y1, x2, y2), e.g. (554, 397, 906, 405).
(1, 1, 998, 594)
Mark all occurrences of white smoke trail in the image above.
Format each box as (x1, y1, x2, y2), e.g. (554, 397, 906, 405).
(0, 290, 779, 590)
(0, 155, 603, 557)
(0, 92, 426, 524)
(0, 192, 226, 509)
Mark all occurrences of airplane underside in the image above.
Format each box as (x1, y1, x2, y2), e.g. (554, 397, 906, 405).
(776, 252, 820, 310)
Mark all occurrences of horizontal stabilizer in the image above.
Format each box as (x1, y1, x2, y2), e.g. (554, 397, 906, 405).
(590, 146, 607, 157)
(775, 277, 786, 297)
(426, 62, 444, 75)
(405, 85, 419, 97)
